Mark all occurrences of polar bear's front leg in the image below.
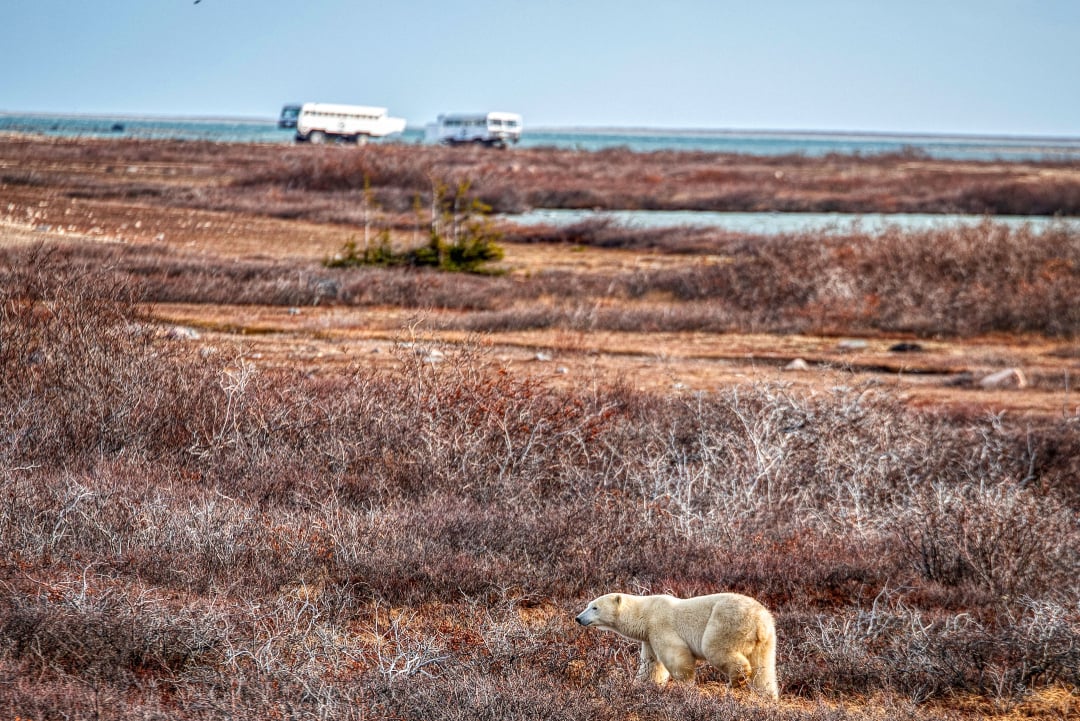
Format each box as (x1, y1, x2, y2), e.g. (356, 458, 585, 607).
(638, 642, 670, 684)
(654, 641, 697, 682)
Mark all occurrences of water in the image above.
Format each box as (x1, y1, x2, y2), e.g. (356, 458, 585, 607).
(519, 128, 1080, 162)
(505, 208, 1080, 236)
(3, 112, 1080, 162)
(7, 112, 1075, 234)
(0, 114, 292, 144)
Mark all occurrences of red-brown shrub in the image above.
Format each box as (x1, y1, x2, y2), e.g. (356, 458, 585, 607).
(2, 248, 1079, 719)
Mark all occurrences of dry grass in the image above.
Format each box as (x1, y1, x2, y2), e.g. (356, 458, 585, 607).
(230, 142, 1080, 216)
(2, 251, 1079, 720)
(5, 217, 1079, 340)
(2, 136, 1079, 719)
(5, 134, 1080, 221)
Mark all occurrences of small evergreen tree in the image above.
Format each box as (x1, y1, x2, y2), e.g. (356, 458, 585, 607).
(325, 177, 503, 273)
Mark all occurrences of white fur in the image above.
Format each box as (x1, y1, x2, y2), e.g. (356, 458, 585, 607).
(576, 592, 779, 699)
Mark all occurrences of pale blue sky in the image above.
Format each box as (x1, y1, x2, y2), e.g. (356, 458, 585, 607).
(2, 1, 1078, 136)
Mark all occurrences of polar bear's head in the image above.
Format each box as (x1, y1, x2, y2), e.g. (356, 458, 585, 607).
(575, 593, 622, 630)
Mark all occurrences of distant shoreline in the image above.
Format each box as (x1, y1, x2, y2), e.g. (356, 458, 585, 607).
(531, 126, 1080, 145)
(0, 110, 278, 125)
(3, 110, 1079, 144)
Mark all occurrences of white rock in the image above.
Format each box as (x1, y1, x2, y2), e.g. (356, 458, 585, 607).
(422, 348, 445, 363)
(785, 358, 811, 371)
(979, 368, 1027, 389)
(166, 326, 200, 340)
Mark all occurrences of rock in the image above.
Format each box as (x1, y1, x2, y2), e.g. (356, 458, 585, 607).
(166, 326, 200, 340)
(784, 358, 811, 371)
(837, 339, 868, 351)
(312, 279, 340, 298)
(944, 372, 975, 387)
(421, 348, 445, 363)
(889, 342, 923, 353)
(979, 368, 1027, 389)
(534, 352, 553, 362)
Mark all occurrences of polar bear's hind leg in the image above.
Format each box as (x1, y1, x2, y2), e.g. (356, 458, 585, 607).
(708, 650, 753, 688)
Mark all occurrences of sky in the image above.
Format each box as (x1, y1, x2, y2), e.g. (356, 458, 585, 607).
(2, 1, 1079, 137)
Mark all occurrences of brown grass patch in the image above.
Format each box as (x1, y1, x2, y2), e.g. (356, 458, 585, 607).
(2, 137, 1079, 720)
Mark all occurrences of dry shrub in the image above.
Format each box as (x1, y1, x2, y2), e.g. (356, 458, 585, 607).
(847, 222, 1080, 337)
(958, 179, 1080, 216)
(1, 575, 223, 683)
(0, 246, 220, 466)
(235, 143, 526, 213)
(238, 144, 433, 193)
(501, 217, 743, 254)
(609, 222, 1080, 337)
(799, 591, 1080, 702)
(0, 675, 179, 721)
(11, 135, 1080, 221)
(460, 221, 1080, 338)
(895, 480, 1077, 597)
(2, 248, 1080, 718)
(11, 219, 1079, 340)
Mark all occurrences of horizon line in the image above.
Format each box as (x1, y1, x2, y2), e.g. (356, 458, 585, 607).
(2, 109, 1079, 143)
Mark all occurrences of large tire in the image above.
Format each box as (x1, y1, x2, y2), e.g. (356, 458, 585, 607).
(308, 130, 327, 145)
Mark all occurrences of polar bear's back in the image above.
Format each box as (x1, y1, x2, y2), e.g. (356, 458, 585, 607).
(658, 593, 773, 651)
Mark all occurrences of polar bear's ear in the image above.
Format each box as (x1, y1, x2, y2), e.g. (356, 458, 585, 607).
(613, 593, 622, 606)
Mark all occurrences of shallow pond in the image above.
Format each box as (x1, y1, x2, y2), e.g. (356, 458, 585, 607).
(503, 209, 1079, 235)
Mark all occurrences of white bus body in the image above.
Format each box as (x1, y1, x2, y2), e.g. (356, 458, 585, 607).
(295, 102, 406, 143)
(425, 112, 523, 147)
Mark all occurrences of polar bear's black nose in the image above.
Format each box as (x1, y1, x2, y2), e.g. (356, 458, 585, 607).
(575, 614, 587, 626)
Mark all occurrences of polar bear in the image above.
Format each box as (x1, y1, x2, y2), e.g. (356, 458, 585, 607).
(575, 592, 779, 699)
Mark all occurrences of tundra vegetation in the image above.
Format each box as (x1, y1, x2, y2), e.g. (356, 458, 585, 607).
(1, 136, 1078, 720)
(324, 180, 505, 274)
